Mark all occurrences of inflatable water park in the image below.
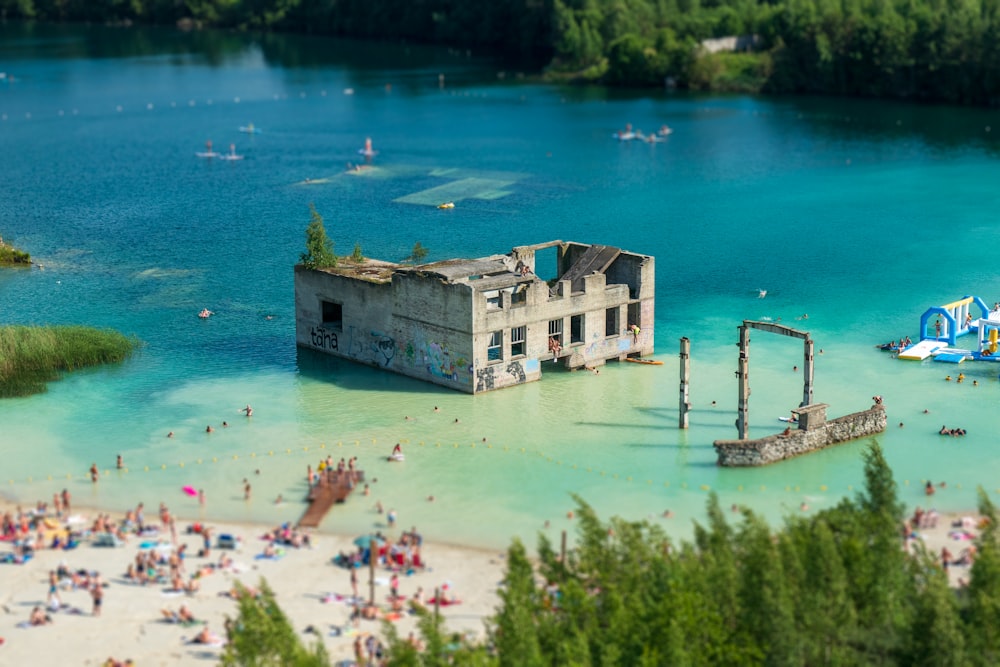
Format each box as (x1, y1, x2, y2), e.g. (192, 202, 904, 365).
(883, 296, 1000, 364)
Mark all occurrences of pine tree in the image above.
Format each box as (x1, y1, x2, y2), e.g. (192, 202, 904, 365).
(494, 539, 543, 667)
(300, 203, 336, 269)
(964, 489, 1000, 665)
(219, 579, 329, 666)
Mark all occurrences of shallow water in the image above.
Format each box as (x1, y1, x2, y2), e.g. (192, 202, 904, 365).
(2, 23, 1000, 550)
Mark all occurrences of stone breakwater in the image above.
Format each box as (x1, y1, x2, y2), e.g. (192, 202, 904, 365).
(713, 404, 887, 467)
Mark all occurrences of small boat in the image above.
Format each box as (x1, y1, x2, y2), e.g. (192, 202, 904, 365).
(625, 358, 662, 365)
(239, 124, 262, 134)
(387, 453, 405, 462)
(437, 202, 455, 209)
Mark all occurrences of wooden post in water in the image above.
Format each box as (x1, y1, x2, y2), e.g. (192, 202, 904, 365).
(679, 337, 691, 429)
(737, 324, 750, 440)
(802, 338, 814, 408)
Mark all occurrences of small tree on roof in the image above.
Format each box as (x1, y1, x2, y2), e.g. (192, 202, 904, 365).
(405, 242, 428, 265)
(300, 203, 336, 269)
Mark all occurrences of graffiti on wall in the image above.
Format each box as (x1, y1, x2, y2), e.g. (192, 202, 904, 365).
(476, 366, 495, 392)
(309, 326, 339, 351)
(344, 326, 397, 367)
(505, 360, 526, 384)
(370, 332, 396, 367)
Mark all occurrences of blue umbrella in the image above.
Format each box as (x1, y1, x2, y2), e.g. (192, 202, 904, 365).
(353, 535, 385, 549)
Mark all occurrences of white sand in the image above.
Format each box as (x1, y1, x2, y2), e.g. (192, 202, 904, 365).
(0, 501, 505, 666)
(1, 500, 984, 665)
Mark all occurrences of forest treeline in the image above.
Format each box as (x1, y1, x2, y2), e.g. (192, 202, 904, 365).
(3, 0, 1000, 104)
(225, 444, 1000, 666)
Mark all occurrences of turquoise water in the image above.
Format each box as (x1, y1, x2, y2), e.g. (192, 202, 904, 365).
(3, 23, 1000, 550)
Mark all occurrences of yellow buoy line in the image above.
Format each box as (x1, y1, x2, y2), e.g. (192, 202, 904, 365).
(4, 434, 971, 497)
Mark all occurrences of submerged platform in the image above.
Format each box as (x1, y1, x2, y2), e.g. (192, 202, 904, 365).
(898, 339, 948, 360)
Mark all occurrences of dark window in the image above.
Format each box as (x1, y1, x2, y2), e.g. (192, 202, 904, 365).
(548, 318, 563, 344)
(606, 307, 619, 337)
(487, 330, 503, 361)
(511, 326, 526, 357)
(570, 314, 584, 344)
(628, 303, 641, 332)
(322, 301, 343, 329)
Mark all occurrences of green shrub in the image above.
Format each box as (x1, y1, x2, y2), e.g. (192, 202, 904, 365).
(0, 325, 140, 397)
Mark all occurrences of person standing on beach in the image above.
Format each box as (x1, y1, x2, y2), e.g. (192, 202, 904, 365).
(90, 580, 103, 616)
(61, 489, 71, 515)
(350, 566, 359, 599)
(48, 570, 61, 608)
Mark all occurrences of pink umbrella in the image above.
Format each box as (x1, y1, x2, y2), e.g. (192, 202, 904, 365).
(182, 486, 197, 497)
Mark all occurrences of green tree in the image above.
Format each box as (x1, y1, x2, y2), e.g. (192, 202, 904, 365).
(964, 490, 1000, 665)
(405, 242, 428, 265)
(219, 579, 329, 667)
(300, 203, 336, 269)
(493, 540, 543, 666)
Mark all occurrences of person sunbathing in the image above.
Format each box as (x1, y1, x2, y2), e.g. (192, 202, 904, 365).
(178, 605, 196, 623)
(192, 625, 221, 645)
(30, 606, 53, 626)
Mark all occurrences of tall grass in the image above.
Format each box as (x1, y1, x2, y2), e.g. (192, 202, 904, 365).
(0, 325, 141, 397)
(0, 241, 31, 264)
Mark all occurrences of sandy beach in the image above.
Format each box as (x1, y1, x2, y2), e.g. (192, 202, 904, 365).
(0, 499, 506, 666)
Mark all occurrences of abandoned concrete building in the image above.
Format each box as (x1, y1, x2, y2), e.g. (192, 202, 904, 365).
(294, 240, 655, 394)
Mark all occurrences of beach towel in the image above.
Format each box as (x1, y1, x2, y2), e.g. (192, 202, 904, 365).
(427, 598, 462, 606)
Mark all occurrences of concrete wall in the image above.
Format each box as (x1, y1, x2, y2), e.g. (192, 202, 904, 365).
(295, 266, 478, 392)
(713, 404, 887, 466)
(295, 241, 656, 394)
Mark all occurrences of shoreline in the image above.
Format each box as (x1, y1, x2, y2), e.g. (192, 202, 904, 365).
(0, 498, 506, 666)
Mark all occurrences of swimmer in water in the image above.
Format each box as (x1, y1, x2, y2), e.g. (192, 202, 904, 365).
(758, 289, 767, 299)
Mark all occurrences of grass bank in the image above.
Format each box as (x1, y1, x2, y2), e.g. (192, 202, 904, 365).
(0, 238, 31, 265)
(0, 325, 141, 397)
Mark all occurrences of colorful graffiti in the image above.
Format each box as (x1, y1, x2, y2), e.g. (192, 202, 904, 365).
(424, 341, 459, 381)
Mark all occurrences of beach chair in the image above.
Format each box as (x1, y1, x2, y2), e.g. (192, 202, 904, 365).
(216, 534, 238, 550)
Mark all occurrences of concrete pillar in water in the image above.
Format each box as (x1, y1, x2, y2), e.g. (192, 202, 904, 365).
(737, 325, 750, 440)
(802, 338, 814, 407)
(679, 337, 691, 429)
